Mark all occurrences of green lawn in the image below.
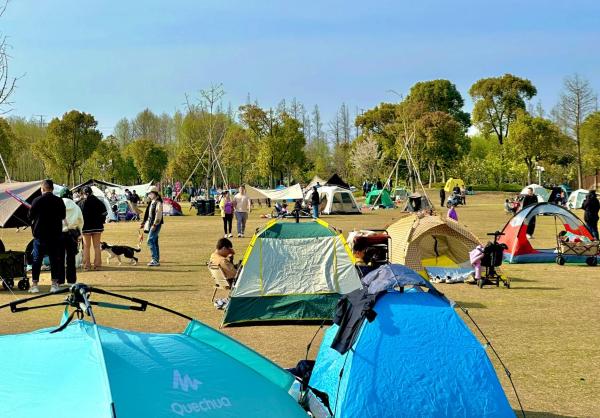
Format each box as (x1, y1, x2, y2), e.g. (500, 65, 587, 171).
(0, 191, 598, 417)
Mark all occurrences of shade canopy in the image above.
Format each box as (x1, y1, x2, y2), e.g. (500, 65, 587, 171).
(0, 181, 42, 228)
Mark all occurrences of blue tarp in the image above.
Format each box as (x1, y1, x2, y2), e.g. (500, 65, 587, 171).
(0, 320, 307, 418)
(309, 290, 515, 417)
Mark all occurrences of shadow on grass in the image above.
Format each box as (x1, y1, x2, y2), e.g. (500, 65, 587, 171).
(101, 287, 197, 293)
(511, 286, 562, 291)
(519, 411, 577, 418)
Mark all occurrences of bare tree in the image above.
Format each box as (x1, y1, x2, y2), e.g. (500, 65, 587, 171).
(0, 1, 18, 112)
(339, 103, 351, 143)
(556, 74, 598, 187)
(312, 105, 323, 142)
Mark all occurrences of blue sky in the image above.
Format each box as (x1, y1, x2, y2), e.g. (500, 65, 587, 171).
(3, 0, 600, 135)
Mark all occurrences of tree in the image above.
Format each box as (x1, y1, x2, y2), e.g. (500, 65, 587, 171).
(113, 118, 132, 146)
(312, 105, 323, 142)
(131, 108, 161, 142)
(33, 110, 102, 185)
(406, 79, 470, 130)
(0, 1, 17, 111)
(581, 111, 600, 173)
(221, 124, 256, 185)
(508, 111, 567, 183)
(350, 136, 381, 181)
(554, 74, 598, 187)
(0, 117, 13, 180)
(83, 136, 138, 184)
(125, 138, 168, 182)
(469, 74, 537, 145)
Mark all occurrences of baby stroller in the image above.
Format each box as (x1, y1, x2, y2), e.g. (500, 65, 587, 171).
(477, 231, 510, 289)
(446, 192, 463, 208)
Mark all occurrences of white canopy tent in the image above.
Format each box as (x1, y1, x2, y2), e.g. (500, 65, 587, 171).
(244, 184, 304, 201)
(305, 186, 361, 215)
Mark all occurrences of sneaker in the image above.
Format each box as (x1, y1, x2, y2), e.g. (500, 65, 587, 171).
(237, 233, 241, 238)
(28, 284, 40, 294)
(228, 234, 233, 238)
(241, 233, 245, 238)
(224, 234, 228, 238)
(147, 260, 160, 267)
(50, 283, 60, 293)
(526, 234, 532, 239)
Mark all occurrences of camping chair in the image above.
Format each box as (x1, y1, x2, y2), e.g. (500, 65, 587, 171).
(208, 265, 232, 302)
(116, 201, 129, 221)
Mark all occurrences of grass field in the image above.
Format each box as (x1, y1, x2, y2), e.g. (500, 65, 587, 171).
(0, 192, 598, 417)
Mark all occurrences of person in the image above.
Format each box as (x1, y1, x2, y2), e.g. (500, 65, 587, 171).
(124, 188, 132, 201)
(376, 179, 383, 190)
(362, 180, 368, 197)
(439, 187, 446, 208)
(582, 190, 599, 240)
(131, 190, 140, 205)
(447, 204, 458, 221)
(293, 199, 303, 223)
(233, 185, 251, 237)
(141, 186, 164, 266)
(28, 180, 66, 293)
(520, 187, 538, 239)
(452, 185, 461, 195)
(60, 188, 84, 285)
(504, 199, 514, 214)
(109, 189, 118, 203)
(78, 186, 107, 271)
(311, 186, 320, 219)
(219, 191, 234, 238)
(460, 187, 466, 205)
(209, 238, 237, 286)
(353, 238, 375, 277)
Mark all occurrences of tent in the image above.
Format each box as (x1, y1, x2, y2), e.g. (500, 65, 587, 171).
(304, 175, 325, 195)
(307, 186, 361, 215)
(520, 184, 550, 202)
(245, 184, 304, 201)
(402, 193, 431, 212)
(325, 174, 350, 190)
(0, 286, 307, 418)
(365, 189, 394, 208)
(72, 179, 123, 193)
(392, 187, 408, 201)
(499, 202, 594, 263)
(567, 189, 589, 209)
(308, 274, 514, 418)
(222, 220, 362, 326)
(443, 178, 465, 193)
(0, 180, 41, 228)
(123, 181, 154, 197)
(387, 214, 480, 274)
(163, 197, 183, 216)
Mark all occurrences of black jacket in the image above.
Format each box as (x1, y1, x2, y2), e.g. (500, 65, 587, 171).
(582, 195, 600, 223)
(29, 192, 66, 241)
(521, 194, 538, 209)
(311, 190, 320, 206)
(78, 195, 107, 233)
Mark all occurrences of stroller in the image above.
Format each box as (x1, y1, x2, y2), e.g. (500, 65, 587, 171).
(476, 231, 510, 289)
(446, 192, 463, 208)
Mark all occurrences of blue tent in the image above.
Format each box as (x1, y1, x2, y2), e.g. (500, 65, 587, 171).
(0, 286, 308, 418)
(308, 279, 515, 417)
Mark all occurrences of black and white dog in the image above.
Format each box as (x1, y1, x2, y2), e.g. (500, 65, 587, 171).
(100, 242, 141, 265)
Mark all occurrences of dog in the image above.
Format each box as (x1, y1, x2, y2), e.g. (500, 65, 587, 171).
(100, 242, 141, 265)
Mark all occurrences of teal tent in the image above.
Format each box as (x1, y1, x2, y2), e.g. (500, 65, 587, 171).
(0, 285, 307, 418)
(308, 265, 515, 417)
(365, 189, 394, 208)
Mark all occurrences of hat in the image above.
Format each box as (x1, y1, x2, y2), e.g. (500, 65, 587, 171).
(59, 188, 73, 199)
(148, 186, 159, 194)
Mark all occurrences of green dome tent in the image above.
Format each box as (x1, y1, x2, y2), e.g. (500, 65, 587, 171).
(222, 220, 362, 326)
(365, 189, 394, 208)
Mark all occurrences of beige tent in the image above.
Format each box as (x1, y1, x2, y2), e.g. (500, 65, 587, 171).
(0, 181, 42, 228)
(387, 214, 480, 273)
(244, 184, 304, 201)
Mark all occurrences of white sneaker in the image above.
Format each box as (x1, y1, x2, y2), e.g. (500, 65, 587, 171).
(241, 234, 245, 238)
(147, 260, 160, 267)
(50, 283, 60, 293)
(224, 234, 228, 238)
(237, 233, 241, 238)
(28, 284, 40, 294)
(228, 234, 233, 238)
(526, 234, 532, 239)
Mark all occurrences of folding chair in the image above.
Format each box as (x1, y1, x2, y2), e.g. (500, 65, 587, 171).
(208, 265, 232, 302)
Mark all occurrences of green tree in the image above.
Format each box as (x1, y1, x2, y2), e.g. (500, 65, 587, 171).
(125, 138, 168, 182)
(407, 80, 470, 130)
(581, 111, 600, 173)
(221, 124, 256, 185)
(508, 111, 567, 183)
(0, 117, 14, 181)
(33, 110, 102, 185)
(83, 136, 139, 184)
(113, 118, 132, 147)
(7, 117, 46, 181)
(469, 74, 537, 145)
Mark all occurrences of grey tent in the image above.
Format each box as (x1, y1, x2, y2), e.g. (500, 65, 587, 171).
(0, 181, 42, 228)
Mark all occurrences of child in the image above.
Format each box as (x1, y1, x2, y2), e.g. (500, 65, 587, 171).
(447, 204, 458, 222)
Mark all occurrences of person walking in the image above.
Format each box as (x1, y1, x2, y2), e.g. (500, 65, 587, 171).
(28, 180, 66, 293)
(582, 190, 599, 240)
(220, 191, 234, 238)
(233, 185, 250, 237)
(310, 186, 320, 219)
(78, 186, 107, 271)
(60, 188, 84, 285)
(439, 187, 446, 207)
(447, 204, 458, 222)
(141, 186, 164, 266)
(520, 187, 539, 239)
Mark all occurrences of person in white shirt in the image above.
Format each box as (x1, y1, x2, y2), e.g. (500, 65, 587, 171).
(233, 186, 251, 237)
(60, 188, 84, 285)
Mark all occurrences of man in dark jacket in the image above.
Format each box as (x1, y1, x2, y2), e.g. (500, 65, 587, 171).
(311, 186, 320, 219)
(582, 190, 599, 240)
(439, 187, 446, 207)
(520, 187, 539, 238)
(28, 179, 66, 293)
